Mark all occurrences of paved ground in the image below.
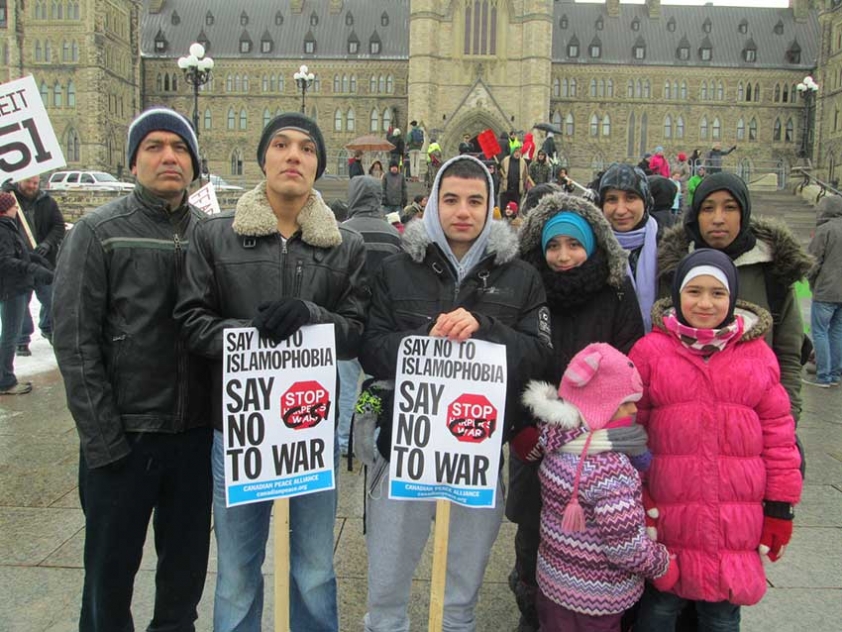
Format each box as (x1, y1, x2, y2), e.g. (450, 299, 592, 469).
(1, 191, 840, 631)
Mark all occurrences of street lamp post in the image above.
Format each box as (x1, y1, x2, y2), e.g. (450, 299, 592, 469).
(796, 75, 819, 164)
(293, 64, 315, 115)
(178, 43, 214, 181)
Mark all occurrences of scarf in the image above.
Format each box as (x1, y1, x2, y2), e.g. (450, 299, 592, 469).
(614, 215, 659, 331)
(663, 310, 744, 356)
(537, 247, 610, 311)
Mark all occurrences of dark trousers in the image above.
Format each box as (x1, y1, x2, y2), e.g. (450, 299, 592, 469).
(0, 293, 28, 389)
(78, 427, 213, 632)
(636, 585, 741, 632)
(18, 282, 53, 344)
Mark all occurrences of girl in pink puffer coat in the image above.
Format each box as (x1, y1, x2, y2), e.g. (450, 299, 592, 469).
(630, 248, 802, 631)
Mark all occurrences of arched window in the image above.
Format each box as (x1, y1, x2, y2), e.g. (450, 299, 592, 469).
(336, 149, 349, 177)
(334, 109, 343, 132)
(602, 114, 611, 137)
(347, 108, 355, 132)
(716, 81, 724, 101)
(774, 84, 781, 102)
(552, 110, 562, 127)
(67, 80, 76, 107)
(53, 82, 62, 107)
(590, 114, 599, 137)
(739, 118, 748, 141)
(370, 108, 380, 132)
(234, 75, 242, 92)
(264, 109, 272, 129)
(701, 81, 708, 100)
(772, 118, 781, 141)
(40, 81, 49, 104)
(607, 79, 614, 97)
(379, 75, 386, 93)
(382, 108, 392, 132)
(62, 40, 70, 61)
(627, 79, 634, 98)
(227, 108, 235, 130)
(782, 84, 789, 103)
(333, 75, 340, 93)
(598, 79, 605, 98)
(785, 118, 794, 143)
(664, 115, 672, 139)
(635, 79, 642, 98)
(680, 81, 687, 100)
(230, 149, 243, 176)
(791, 84, 797, 104)
(746, 83, 753, 101)
(278, 75, 285, 92)
(156, 74, 163, 92)
(350, 75, 357, 93)
(748, 118, 757, 141)
(590, 79, 597, 98)
(754, 83, 760, 102)
(72, 41, 79, 61)
(262, 76, 269, 92)
(239, 108, 247, 130)
(676, 116, 685, 139)
(370, 76, 377, 93)
(35, 40, 42, 62)
(570, 79, 577, 97)
(553, 78, 560, 98)
(243, 75, 248, 92)
(386, 75, 394, 93)
(664, 81, 671, 100)
(204, 108, 212, 130)
(643, 80, 651, 99)
(226, 75, 233, 92)
(700, 116, 709, 140)
(737, 82, 744, 101)
(712, 117, 721, 140)
(65, 128, 80, 162)
(562, 78, 569, 98)
(44, 40, 51, 62)
(164, 74, 170, 91)
(565, 113, 574, 137)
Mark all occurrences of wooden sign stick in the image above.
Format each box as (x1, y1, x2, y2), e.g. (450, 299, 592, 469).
(427, 499, 452, 632)
(274, 498, 291, 632)
(15, 201, 37, 249)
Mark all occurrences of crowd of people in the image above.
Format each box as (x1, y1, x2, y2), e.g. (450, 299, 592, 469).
(1, 106, 834, 632)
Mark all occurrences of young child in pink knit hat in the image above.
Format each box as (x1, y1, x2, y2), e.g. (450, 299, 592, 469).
(522, 342, 677, 632)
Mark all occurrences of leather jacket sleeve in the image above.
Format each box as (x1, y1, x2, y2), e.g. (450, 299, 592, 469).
(174, 220, 253, 360)
(52, 220, 130, 468)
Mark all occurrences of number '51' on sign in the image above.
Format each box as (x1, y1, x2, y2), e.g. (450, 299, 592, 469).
(0, 75, 66, 183)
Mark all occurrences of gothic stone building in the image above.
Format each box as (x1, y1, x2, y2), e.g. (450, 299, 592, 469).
(1, 0, 835, 185)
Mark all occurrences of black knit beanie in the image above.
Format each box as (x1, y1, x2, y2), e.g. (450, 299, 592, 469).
(257, 113, 327, 180)
(127, 107, 200, 182)
(685, 172, 755, 259)
(671, 248, 740, 327)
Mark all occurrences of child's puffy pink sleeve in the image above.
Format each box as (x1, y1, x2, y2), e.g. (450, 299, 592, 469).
(629, 338, 654, 431)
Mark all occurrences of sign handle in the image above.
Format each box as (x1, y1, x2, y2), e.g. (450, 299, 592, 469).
(15, 201, 37, 249)
(428, 499, 451, 632)
(274, 498, 291, 632)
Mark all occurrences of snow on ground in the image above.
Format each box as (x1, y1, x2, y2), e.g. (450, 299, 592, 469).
(5, 299, 59, 380)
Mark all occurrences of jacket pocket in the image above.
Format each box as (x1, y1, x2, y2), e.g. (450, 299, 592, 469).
(394, 308, 433, 329)
(107, 333, 128, 410)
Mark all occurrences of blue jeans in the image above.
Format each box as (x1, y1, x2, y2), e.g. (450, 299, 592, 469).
(211, 430, 338, 632)
(0, 293, 29, 389)
(337, 359, 363, 452)
(636, 586, 741, 632)
(17, 283, 53, 345)
(811, 300, 842, 384)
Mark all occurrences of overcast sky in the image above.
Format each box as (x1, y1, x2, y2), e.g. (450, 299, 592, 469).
(576, 0, 791, 7)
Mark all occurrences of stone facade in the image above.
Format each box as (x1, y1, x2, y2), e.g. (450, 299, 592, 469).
(0, 0, 835, 187)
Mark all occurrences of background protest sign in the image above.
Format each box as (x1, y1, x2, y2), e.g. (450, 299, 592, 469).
(189, 180, 221, 215)
(222, 324, 336, 507)
(389, 336, 507, 508)
(0, 75, 66, 182)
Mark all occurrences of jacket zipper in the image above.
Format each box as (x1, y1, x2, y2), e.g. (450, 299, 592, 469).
(280, 237, 288, 295)
(173, 230, 186, 427)
(293, 260, 304, 297)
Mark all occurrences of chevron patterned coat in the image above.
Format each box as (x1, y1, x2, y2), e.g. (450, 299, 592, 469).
(531, 389, 670, 616)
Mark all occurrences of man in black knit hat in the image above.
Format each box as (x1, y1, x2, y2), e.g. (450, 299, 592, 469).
(53, 106, 213, 631)
(175, 112, 368, 632)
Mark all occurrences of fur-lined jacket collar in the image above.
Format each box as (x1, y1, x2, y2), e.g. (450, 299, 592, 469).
(650, 297, 772, 342)
(400, 218, 519, 266)
(231, 182, 342, 248)
(518, 191, 628, 289)
(658, 217, 813, 288)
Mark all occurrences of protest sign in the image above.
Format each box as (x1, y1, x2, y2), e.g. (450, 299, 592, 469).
(188, 180, 221, 215)
(222, 324, 336, 507)
(0, 75, 66, 182)
(389, 335, 507, 508)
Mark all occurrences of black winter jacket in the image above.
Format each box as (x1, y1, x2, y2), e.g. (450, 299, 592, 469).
(343, 176, 402, 279)
(0, 216, 49, 300)
(360, 220, 553, 457)
(175, 183, 369, 431)
(16, 189, 65, 265)
(52, 187, 211, 469)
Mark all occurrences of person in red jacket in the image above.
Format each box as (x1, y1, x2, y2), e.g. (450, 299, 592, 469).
(629, 248, 802, 631)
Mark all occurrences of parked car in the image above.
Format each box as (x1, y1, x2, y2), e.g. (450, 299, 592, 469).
(45, 171, 135, 192)
(207, 174, 244, 191)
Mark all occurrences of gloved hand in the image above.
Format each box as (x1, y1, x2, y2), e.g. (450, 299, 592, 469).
(34, 243, 50, 258)
(252, 299, 310, 343)
(510, 426, 542, 462)
(29, 251, 52, 269)
(33, 266, 53, 286)
(651, 553, 679, 593)
(759, 516, 793, 562)
(643, 487, 660, 541)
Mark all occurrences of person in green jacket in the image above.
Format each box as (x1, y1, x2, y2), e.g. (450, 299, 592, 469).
(686, 165, 706, 209)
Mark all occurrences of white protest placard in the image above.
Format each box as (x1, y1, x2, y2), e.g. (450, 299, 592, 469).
(189, 180, 221, 215)
(0, 75, 66, 182)
(389, 336, 507, 508)
(222, 324, 336, 507)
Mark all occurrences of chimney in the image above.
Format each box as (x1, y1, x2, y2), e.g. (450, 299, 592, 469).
(148, 0, 165, 14)
(647, 0, 661, 19)
(291, 0, 304, 14)
(607, 0, 621, 18)
(789, 0, 808, 23)
(330, 0, 343, 14)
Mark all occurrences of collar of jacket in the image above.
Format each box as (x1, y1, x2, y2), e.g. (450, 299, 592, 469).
(659, 216, 813, 288)
(132, 184, 190, 220)
(651, 297, 772, 342)
(232, 181, 342, 248)
(401, 217, 518, 267)
(518, 190, 628, 289)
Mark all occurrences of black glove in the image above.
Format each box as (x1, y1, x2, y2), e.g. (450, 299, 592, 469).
(33, 266, 54, 285)
(29, 251, 53, 269)
(253, 299, 310, 343)
(34, 243, 50, 258)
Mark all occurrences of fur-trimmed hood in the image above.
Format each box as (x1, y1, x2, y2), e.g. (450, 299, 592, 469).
(658, 216, 813, 288)
(650, 297, 772, 342)
(518, 191, 629, 288)
(401, 217, 519, 266)
(521, 381, 582, 430)
(231, 182, 342, 248)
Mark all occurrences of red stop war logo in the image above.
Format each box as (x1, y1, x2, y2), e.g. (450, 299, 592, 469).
(281, 380, 331, 430)
(446, 394, 497, 443)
